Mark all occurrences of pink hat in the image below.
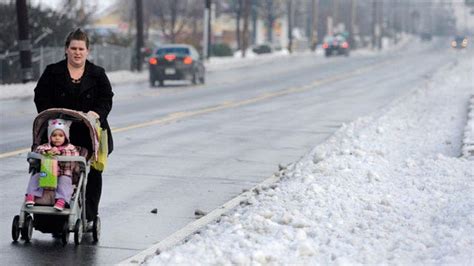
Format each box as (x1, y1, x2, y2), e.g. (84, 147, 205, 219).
(48, 119, 72, 142)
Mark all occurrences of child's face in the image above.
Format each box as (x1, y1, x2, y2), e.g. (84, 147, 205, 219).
(50, 129, 66, 146)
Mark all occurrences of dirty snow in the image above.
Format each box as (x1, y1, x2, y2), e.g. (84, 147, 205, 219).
(146, 52, 474, 264)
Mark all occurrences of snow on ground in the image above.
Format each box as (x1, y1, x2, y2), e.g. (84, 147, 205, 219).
(146, 54, 473, 264)
(352, 33, 414, 57)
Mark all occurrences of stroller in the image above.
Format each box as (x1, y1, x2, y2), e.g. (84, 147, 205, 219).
(11, 108, 100, 245)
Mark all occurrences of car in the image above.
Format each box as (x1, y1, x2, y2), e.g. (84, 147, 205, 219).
(148, 44, 205, 87)
(322, 35, 350, 57)
(451, 36, 468, 49)
(252, 43, 273, 54)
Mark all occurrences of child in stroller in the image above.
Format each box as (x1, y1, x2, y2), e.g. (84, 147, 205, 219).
(24, 118, 79, 211)
(12, 108, 101, 245)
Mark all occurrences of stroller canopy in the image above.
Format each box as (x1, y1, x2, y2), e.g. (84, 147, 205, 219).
(32, 108, 99, 161)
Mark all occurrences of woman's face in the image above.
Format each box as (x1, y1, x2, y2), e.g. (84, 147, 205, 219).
(66, 40, 89, 67)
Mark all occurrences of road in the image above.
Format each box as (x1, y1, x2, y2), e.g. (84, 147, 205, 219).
(0, 38, 468, 265)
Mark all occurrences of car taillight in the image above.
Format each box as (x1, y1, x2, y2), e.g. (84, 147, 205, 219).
(322, 43, 329, 49)
(341, 42, 349, 49)
(149, 57, 158, 65)
(164, 54, 176, 61)
(183, 56, 193, 65)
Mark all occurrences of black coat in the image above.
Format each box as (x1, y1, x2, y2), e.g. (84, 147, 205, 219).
(34, 59, 114, 154)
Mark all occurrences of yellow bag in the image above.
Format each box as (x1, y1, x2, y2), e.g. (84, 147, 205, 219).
(91, 125, 108, 171)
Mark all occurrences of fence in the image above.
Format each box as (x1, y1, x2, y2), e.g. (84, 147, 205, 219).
(0, 44, 132, 84)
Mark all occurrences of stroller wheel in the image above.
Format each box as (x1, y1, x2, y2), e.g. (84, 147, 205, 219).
(21, 215, 33, 242)
(11, 215, 20, 241)
(74, 219, 83, 245)
(92, 216, 101, 242)
(61, 222, 70, 246)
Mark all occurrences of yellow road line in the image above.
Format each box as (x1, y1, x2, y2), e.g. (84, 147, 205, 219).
(0, 59, 391, 159)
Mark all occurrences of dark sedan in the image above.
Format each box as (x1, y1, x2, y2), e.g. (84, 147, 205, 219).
(322, 35, 350, 57)
(148, 44, 205, 87)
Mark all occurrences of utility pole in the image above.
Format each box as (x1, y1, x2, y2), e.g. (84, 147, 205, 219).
(135, 0, 144, 72)
(203, 0, 211, 59)
(309, 0, 314, 51)
(251, 0, 257, 45)
(15, 0, 33, 83)
(307, 1, 312, 43)
(392, 0, 397, 44)
(371, 0, 378, 49)
(377, 0, 383, 50)
(242, 0, 250, 57)
(349, 0, 357, 48)
(287, 0, 293, 53)
(311, 0, 319, 51)
(333, 0, 339, 31)
(236, 0, 242, 51)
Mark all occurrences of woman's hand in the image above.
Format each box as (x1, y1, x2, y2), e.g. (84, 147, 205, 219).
(87, 111, 100, 120)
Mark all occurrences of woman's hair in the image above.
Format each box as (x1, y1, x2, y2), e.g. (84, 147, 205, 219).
(65, 28, 89, 49)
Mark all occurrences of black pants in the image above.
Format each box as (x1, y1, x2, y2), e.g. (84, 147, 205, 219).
(86, 168, 102, 221)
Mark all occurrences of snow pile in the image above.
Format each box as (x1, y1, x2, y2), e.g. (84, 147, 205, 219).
(462, 95, 474, 159)
(353, 33, 414, 56)
(207, 48, 292, 72)
(146, 57, 473, 264)
(0, 81, 37, 100)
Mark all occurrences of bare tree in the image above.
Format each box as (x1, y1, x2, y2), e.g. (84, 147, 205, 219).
(146, 0, 191, 43)
(258, 0, 285, 43)
(59, 0, 95, 27)
(187, 3, 203, 49)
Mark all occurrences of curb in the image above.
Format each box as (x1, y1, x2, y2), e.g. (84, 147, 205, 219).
(462, 94, 474, 160)
(117, 173, 283, 265)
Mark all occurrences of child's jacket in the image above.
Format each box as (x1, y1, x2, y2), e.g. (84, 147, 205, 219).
(35, 143, 80, 177)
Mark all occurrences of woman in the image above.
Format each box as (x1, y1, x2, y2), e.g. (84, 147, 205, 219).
(34, 28, 114, 226)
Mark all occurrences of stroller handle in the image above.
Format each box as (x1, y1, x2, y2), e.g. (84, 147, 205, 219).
(27, 152, 87, 167)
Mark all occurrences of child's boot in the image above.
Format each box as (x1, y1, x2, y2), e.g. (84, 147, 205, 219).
(25, 194, 35, 207)
(54, 199, 66, 211)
